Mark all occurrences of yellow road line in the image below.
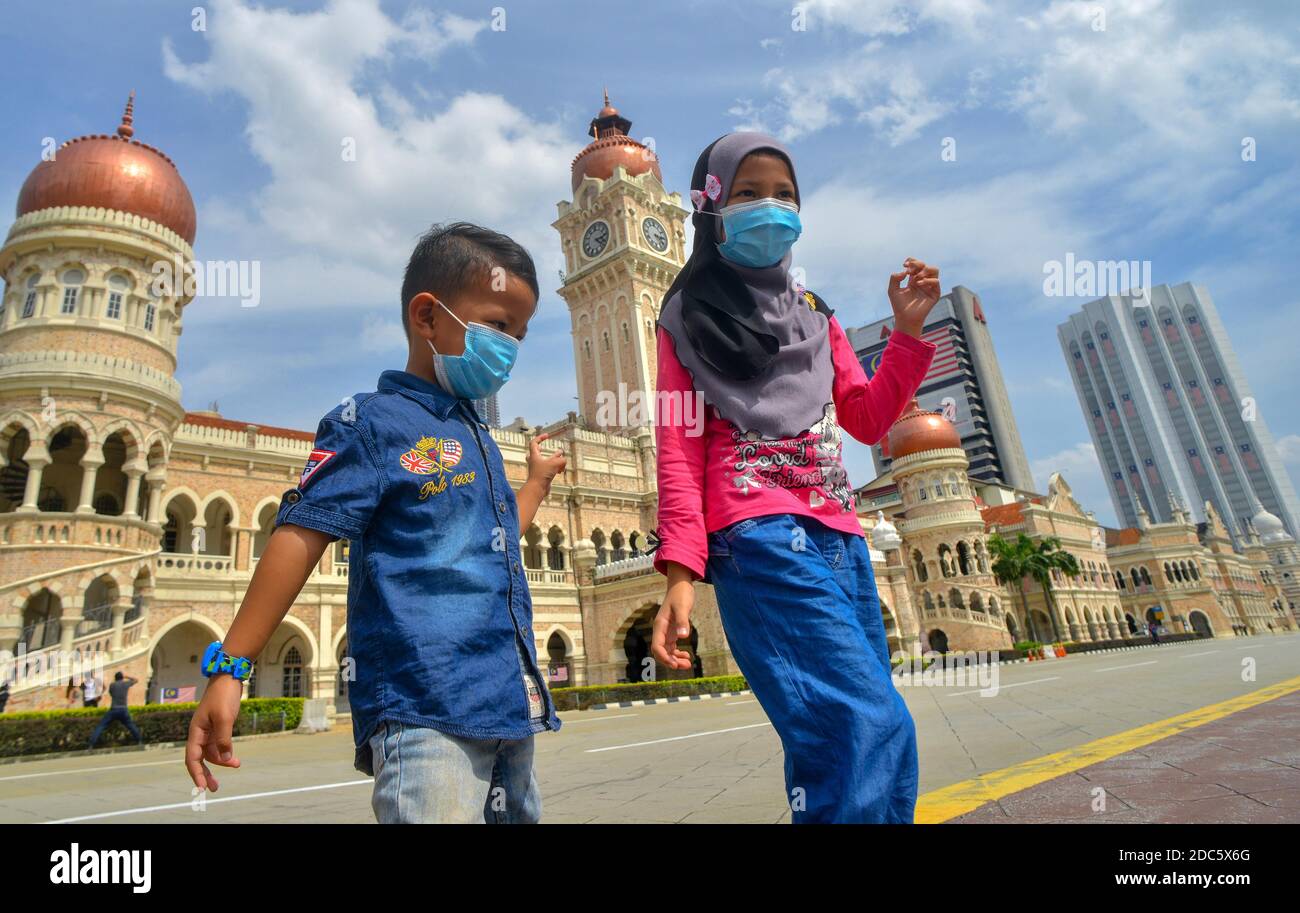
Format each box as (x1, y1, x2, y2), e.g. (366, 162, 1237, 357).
(915, 674, 1300, 824)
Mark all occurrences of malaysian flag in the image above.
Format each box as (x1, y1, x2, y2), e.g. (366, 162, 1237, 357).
(162, 686, 197, 703)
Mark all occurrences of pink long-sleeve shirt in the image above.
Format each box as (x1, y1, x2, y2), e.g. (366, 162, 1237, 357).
(653, 319, 935, 580)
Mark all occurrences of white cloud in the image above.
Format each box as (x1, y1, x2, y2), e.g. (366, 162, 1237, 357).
(1030, 441, 1117, 525)
(1277, 434, 1300, 470)
(360, 315, 406, 354)
(795, 0, 990, 36)
(793, 163, 1101, 320)
(163, 0, 573, 310)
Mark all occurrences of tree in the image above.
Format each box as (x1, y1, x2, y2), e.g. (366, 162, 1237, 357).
(1027, 536, 1080, 643)
(989, 533, 1080, 643)
(989, 532, 1038, 642)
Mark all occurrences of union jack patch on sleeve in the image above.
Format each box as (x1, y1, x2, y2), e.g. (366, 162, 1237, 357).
(300, 448, 336, 489)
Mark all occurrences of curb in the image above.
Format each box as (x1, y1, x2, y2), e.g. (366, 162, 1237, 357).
(941, 635, 1249, 669)
(585, 689, 753, 711)
(0, 726, 304, 766)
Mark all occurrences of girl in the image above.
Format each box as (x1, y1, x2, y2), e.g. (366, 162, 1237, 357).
(650, 132, 940, 824)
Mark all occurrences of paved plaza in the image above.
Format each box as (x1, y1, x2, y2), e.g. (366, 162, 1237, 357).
(2, 633, 1296, 824)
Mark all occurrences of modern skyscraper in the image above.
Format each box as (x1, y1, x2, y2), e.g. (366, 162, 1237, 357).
(846, 285, 1036, 490)
(1057, 282, 1300, 541)
(473, 393, 500, 428)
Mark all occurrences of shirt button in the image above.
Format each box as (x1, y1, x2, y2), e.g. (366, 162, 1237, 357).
(498, 501, 506, 512)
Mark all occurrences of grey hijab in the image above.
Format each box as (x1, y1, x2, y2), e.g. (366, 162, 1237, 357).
(658, 132, 834, 439)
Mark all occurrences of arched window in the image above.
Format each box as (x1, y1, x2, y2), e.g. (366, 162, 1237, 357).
(1140, 567, 1152, 586)
(546, 526, 565, 570)
(937, 544, 954, 578)
(523, 525, 543, 569)
(611, 530, 626, 562)
(281, 646, 303, 698)
(60, 268, 85, 315)
(591, 528, 608, 566)
(912, 549, 928, 582)
(106, 274, 129, 319)
(163, 510, 180, 552)
(957, 541, 972, 575)
(602, 331, 610, 352)
(22, 273, 40, 319)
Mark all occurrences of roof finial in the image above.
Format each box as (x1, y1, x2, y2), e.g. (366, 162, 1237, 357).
(117, 91, 135, 139)
(603, 86, 610, 107)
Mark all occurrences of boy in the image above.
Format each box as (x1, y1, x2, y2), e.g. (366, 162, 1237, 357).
(184, 222, 566, 823)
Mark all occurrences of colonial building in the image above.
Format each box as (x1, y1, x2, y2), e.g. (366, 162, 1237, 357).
(0, 96, 738, 713)
(1, 96, 1292, 716)
(860, 401, 1296, 652)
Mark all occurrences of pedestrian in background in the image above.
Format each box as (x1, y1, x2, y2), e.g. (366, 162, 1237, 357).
(88, 671, 143, 748)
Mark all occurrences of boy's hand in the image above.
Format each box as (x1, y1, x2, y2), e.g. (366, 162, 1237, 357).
(185, 675, 244, 792)
(651, 575, 695, 670)
(888, 257, 941, 338)
(526, 432, 567, 489)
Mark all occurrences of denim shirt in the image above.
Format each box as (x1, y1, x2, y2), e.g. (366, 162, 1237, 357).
(274, 370, 561, 774)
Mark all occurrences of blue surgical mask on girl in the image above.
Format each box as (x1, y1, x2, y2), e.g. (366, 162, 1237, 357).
(715, 198, 802, 268)
(427, 299, 519, 400)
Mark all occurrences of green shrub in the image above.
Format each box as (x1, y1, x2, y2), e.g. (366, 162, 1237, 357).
(0, 697, 304, 758)
(549, 674, 748, 711)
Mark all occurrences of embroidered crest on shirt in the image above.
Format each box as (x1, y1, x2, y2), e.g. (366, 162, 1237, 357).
(400, 436, 463, 475)
(400, 435, 477, 500)
(299, 448, 336, 489)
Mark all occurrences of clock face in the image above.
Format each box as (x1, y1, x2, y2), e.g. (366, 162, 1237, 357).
(642, 217, 669, 252)
(582, 221, 610, 258)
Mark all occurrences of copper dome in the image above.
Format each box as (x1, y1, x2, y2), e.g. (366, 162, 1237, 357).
(570, 91, 661, 193)
(15, 94, 196, 245)
(887, 399, 961, 460)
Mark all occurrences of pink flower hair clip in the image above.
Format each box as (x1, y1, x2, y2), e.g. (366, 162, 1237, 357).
(689, 173, 723, 213)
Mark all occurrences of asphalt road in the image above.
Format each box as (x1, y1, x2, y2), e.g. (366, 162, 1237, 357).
(2, 632, 1296, 824)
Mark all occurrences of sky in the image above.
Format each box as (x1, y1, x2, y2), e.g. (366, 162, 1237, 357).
(2, 0, 1298, 528)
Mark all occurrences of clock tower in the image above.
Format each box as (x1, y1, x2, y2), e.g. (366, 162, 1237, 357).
(553, 93, 687, 431)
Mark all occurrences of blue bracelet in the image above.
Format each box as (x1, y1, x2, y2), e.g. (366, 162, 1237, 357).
(200, 641, 254, 681)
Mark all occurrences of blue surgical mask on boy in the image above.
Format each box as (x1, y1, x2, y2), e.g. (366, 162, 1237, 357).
(428, 299, 519, 400)
(716, 198, 802, 268)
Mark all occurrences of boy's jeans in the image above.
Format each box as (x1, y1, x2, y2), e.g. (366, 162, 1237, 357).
(707, 514, 919, 824)
(368, 721, 542, 823)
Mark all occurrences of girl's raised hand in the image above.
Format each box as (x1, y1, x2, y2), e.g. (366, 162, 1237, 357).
(888, 257, 941, 338)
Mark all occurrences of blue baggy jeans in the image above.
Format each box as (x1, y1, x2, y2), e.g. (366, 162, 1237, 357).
(706, 514, 918, 823)
(88, 707, 142, 748)
(368, 720, 542, 823)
